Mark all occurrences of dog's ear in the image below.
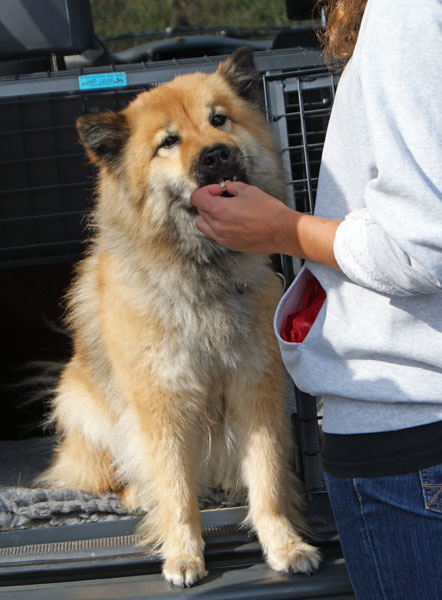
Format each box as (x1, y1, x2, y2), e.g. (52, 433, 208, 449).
(76, 112, 129, 170)
(218, 47, 263, 107)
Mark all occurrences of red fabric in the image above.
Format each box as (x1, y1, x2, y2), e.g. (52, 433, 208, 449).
(281, 277, 326, 343)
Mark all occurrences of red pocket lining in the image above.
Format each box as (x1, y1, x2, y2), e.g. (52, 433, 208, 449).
(281, 276, 326, 343)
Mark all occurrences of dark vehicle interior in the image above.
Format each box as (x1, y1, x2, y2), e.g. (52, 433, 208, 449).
(0, 1, 354, 597)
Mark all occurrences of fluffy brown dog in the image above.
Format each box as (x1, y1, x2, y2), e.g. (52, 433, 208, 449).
(39, 48, 320, 586)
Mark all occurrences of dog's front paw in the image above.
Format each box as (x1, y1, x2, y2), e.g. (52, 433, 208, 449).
(267, 541, 321, 575)
(163, 555, 208, 587)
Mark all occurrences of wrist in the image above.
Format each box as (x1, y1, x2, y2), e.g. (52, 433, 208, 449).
(280, 209, 341, 270)
(278, 208, 303, 257)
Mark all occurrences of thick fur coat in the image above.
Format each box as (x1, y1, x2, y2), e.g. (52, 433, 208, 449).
(39, 48, 320, 586)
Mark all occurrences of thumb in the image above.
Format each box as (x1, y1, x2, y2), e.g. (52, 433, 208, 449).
(190, 183, 223, 209)
(224, 180, 249, 196)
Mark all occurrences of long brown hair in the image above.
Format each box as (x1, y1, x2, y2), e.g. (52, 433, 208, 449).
(316, 0, 368, 67)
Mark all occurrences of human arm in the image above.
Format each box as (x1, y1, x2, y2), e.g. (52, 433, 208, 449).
(190, 180, 341, 270)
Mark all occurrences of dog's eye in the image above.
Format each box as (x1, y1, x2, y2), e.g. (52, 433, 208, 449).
(211, 114, 227, 128)
(160, 135, 179, 149)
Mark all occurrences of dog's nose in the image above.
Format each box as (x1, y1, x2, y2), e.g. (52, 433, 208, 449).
(196, 143, 246, 188)
(200, 144, 233, 171)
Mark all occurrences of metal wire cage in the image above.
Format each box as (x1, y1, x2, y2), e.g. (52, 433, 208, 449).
(0, 64, 339, 497)
(0, 61, 339, 500)
(264, 68, 339, 217)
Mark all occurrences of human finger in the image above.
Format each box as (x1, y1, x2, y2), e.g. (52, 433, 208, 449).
(223, 180, 249, 196)
(190, 184, 223, 209)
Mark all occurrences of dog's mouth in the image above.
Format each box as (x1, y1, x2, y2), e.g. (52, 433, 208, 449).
(184, 174, 249, 216)
(218, 175, 241, 198)
(185, 175, 246, 215)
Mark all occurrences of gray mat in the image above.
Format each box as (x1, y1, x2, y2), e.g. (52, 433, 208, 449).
(0, 438, 239, 532)
(0, 437, 134, 531)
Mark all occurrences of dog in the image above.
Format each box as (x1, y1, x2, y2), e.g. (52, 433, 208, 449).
(38, 47, 320, 586)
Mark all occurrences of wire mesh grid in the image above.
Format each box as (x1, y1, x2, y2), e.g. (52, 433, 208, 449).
(0, 85, 151, 267)
(264, 68, 339, 215)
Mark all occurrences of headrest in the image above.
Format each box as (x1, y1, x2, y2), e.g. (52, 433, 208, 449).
(0, 0, 95, 60)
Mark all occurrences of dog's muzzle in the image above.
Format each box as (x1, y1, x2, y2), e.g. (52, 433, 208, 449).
(196, 144, 248, 195)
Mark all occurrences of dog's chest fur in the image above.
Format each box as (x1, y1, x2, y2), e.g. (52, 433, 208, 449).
(112, 251, 273, 382)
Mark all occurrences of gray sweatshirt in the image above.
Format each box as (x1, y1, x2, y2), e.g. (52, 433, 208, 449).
(274, 0, 442, 434)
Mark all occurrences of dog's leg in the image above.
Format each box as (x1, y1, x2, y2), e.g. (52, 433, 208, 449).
(96, 263, 207, 586)
(115, 396, 207, 587)
(228, 370, 321, 575)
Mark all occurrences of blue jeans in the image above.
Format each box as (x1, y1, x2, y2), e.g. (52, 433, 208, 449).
(324, 465, 442, 600)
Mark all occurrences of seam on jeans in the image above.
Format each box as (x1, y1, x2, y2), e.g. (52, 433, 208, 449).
(353, 479, 390, 600)
(419, 468, 442, 513)
(353, 478, 363, 502)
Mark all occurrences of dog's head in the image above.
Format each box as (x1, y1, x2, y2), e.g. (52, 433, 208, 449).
(77, 48, 285, 259)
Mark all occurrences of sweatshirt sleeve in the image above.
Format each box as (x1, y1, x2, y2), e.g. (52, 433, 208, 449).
(333, 0, 442, 296)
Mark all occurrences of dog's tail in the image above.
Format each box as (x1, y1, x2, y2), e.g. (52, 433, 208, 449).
(9, 360, 64, 433)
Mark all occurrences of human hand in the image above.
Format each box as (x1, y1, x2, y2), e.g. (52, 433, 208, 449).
(190, 180, 291, 255)
(190, 180, 341, 268)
